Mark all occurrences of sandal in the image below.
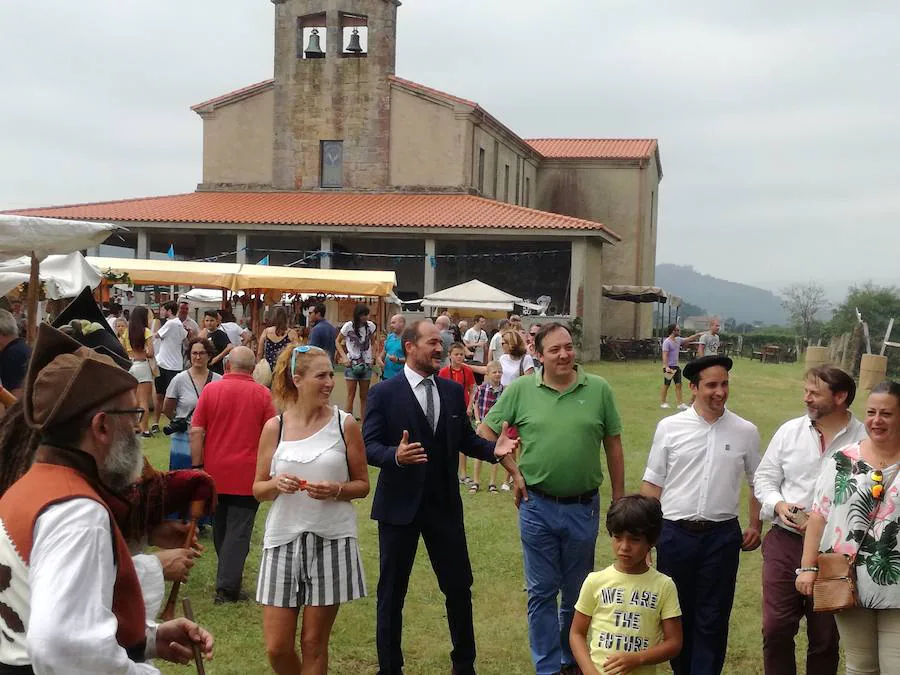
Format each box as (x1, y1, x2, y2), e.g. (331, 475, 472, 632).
(468, 483, 480, 494)
(488, 484, 498, 493)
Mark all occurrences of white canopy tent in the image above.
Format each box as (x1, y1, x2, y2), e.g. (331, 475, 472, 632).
(0, 215, 120, 342)
(0, 252, 102, 300)
(419, 279, 542, 313)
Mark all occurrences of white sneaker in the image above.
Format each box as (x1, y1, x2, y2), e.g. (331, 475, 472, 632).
(677, 403, 689, 410)
(500, 482, 511, 492)
(660, 403, 671, 409)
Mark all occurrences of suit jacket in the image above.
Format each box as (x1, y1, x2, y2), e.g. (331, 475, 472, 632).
(364, 371, 498, 525)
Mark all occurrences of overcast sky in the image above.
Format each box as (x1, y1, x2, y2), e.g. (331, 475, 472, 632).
(2, 1, 898, 296)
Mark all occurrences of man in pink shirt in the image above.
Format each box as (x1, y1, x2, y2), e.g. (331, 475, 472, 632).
(191, 346, 276, 603)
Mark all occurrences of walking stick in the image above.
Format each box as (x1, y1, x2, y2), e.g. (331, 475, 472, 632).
(160, 499, 206, 621)
(181, 598, 206, 675)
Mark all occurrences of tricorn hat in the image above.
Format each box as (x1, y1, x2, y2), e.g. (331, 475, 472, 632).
(52, 287, 131, 370)
(24, 323, 138, 431)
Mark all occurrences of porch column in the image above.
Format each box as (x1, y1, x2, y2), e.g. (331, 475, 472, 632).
(570, 237, 604, 361)
(136, 230, 149, 259)
(86, 246, 100, 257)
(236, 233, 247, 264)
(423, 238, 436, 297)
(320, 235, 332, 269)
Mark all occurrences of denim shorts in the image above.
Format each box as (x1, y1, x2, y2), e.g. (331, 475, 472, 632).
(344, 364, 373, 381)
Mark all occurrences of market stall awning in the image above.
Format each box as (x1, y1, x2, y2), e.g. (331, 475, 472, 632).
(86, 257, 240, 290)
(233, 264, 396, 297)
(86, 257, 396, 297)
(420, 279, 523, 312)
(602, 285, 681, 307)
(0, 252, 102, 299)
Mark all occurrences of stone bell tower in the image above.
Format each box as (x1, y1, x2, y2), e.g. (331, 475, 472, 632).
(270, 0, 400, 191)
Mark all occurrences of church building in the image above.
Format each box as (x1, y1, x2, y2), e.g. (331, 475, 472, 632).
(8, 0, 662, 359)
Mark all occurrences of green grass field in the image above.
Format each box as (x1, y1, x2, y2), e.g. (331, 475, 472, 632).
(147, 357, 837, 674)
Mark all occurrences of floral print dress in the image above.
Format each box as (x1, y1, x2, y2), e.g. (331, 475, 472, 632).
(812, 442, 900, 609)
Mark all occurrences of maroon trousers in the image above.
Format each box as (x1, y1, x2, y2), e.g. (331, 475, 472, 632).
(762, 526, 839, 675)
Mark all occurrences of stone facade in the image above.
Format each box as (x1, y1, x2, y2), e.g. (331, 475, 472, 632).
(271, 0, 398, 190)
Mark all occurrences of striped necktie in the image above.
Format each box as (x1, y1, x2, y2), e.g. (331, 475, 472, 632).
(422, 378, 436, 431)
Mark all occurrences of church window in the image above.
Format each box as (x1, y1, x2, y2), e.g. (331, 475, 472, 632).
(321, 141, 343, 188)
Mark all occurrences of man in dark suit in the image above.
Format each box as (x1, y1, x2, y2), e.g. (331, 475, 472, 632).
(364, 319, 521, 675)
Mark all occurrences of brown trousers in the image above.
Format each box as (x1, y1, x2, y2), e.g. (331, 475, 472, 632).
(762, 525, 839, 675)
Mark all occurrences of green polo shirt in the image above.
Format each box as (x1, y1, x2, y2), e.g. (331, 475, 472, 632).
(484, 366, 622, 497)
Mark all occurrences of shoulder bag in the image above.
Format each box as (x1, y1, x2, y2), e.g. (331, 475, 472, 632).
(813, 468, 897, 613)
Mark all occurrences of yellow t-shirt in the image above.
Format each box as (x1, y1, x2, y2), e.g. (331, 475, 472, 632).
(574, 565, 681, 674)
(122, 328, 152, 356)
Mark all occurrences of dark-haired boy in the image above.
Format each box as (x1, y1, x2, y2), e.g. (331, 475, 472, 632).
(570, 495, 682, 675)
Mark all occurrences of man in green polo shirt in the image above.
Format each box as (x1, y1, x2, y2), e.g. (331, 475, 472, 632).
(478, 322, 624, 675)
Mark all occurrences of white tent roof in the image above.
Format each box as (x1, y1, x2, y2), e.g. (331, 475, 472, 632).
(0, 215, 119, 260)
(0, 252, 102, 299)
(420, 279, 523, 312)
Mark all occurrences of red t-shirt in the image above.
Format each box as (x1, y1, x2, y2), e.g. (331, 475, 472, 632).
(192, 372, 277, 495)
(438, 364, 476, 407)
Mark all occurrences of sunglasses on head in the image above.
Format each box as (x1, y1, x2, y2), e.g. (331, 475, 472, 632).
(291, 345, 326, 372)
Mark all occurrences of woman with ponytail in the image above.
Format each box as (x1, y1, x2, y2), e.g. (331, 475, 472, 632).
(253, 344, 369, 674)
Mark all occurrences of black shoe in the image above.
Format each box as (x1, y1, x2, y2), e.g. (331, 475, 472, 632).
(214, 589, 250, 604)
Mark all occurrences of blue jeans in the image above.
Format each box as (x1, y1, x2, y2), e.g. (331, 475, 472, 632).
(519, 490, 600, 675)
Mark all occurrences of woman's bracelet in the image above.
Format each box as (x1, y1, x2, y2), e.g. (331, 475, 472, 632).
(795, 566, 819, 576)
(334, 483, 343, 501)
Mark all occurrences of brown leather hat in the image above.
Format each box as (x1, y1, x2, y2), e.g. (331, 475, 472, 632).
(24, 323, 138, 431)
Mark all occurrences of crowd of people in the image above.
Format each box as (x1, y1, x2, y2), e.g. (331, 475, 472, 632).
(0, 291, 898, 675)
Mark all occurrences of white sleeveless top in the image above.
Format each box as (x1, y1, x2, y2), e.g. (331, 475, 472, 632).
(262, 406, 358, 549)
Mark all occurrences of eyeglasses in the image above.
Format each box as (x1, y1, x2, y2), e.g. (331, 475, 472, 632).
(872, 470, 885, 501)
(190, 351, 209, 357)
(291, 345, 326, 371)
(103, 408, 145, 423)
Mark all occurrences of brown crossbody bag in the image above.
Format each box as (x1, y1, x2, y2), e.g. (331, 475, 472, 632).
(813, 469, 895, 613)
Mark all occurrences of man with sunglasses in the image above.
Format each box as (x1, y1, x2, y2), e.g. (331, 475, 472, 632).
(753, 366, 866, 675)
(0, 324, 214, 672)
(191, 346, 276, 604)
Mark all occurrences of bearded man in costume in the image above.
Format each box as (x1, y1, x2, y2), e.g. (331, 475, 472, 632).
(0, 323, 214, 673)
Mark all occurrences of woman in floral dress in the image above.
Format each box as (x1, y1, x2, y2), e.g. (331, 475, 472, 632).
(797, 380, 900, 674)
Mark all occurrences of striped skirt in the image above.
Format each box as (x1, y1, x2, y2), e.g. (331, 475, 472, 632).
(256, 532, 367, 608)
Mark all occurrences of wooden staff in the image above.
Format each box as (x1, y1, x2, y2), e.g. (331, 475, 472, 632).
(159, 499, 206, 621)
(181, 598, 206, 675)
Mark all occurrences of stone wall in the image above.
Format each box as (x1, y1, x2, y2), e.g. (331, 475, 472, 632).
(272, 0, 398, 190)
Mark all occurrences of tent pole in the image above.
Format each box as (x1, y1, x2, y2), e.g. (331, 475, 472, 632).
(26, 253, 39, 345)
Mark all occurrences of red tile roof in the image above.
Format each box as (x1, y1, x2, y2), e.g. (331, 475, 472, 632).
(5, 192, 619, 239)
(191, 79, 275, 113)
(525, 138, 658, 160)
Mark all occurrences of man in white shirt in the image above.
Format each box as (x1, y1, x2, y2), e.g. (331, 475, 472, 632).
(753, 366, 866, 675)
(463, 315, 489, 382)
(106, 301, 123, 331)
(0, 323, 213, 673)
(177, 302, 200, 368)
(641, 355, 762, 675)
(487, 319, 510, 363)
(697, 318, 721, 357)
(151, 301, 186, 434)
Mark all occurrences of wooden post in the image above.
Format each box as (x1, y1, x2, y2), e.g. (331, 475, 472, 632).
(25, 253, 39, 346)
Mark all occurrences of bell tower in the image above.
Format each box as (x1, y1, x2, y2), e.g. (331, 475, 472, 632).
(270, 0, 400, 191)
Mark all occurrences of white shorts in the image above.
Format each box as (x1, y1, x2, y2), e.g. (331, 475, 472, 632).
(256, 533, 366, 608)
(129, 360, 153, 384)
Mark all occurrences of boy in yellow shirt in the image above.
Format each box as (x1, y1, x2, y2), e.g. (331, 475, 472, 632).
(570, 495, 682, 674)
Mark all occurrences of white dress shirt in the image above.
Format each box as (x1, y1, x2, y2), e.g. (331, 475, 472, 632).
(754, 413, 867, 530)
(403, 364, 440, 428)
(29, 499, 159, 674)
(643, 406, 761, 522)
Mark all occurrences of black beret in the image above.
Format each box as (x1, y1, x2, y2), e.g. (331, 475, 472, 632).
(683, 355, 733, 382)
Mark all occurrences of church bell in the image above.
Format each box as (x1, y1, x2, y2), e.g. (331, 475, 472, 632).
(346, 28, 363, 54)
(305, 29, 325, 58)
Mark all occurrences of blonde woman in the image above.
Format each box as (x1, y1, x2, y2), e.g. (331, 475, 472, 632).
(253, 344, 369, 675)
(498, 329, 536, 387)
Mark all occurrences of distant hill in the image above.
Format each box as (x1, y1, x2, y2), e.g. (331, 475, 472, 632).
(655, 264, 788, 325)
